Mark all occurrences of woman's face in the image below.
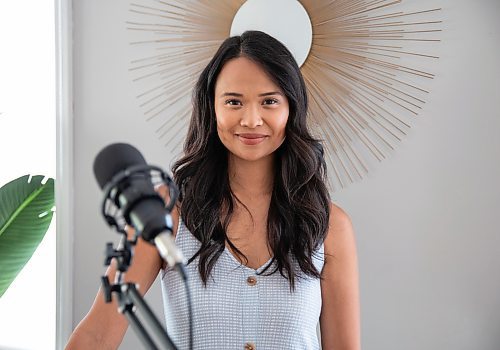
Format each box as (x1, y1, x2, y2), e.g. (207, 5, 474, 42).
(214, 57, 289, 162)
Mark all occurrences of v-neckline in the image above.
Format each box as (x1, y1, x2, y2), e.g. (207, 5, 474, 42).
(224, 246, 274, 273)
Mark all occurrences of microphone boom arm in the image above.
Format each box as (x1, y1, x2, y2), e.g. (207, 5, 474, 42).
(101, 232, 178, 350)
(99, 165, 182, 350)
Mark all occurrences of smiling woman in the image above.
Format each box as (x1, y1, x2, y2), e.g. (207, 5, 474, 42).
(66, 30, 359, 350)
(214, 57, 289, 162)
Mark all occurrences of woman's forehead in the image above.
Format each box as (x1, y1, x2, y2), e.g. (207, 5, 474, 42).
(215, 57, 281, 94)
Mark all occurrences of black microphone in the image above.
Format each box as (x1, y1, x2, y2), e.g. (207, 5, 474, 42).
(93, 142, 185, 267)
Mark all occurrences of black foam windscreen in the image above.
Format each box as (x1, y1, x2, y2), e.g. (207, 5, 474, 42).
(93, 143, 147, 189)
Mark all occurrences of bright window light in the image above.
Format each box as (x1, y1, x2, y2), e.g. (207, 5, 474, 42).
(0, 1, 56, 349)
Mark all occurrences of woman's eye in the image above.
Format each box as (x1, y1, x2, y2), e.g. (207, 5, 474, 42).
(263, 98, 278, 105)
(225, 99, 241, 106)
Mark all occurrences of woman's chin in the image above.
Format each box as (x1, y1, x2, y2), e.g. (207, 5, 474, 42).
(229, 151, 273, 163)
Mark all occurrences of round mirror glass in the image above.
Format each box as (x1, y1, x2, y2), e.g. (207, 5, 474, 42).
(230, 0, 313, 67)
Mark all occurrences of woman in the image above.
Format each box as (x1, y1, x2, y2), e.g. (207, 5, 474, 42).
(66, 30, 360, 349)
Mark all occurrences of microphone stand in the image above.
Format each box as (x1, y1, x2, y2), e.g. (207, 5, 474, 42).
(101, 235, 178, 350)
(96, 164, 191, 349)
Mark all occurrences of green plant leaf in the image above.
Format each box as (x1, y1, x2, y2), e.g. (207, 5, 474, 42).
(0, 175, 55, 297)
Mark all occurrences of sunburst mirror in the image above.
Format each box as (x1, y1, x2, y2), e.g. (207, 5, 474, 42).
(127, 0, 442, 191)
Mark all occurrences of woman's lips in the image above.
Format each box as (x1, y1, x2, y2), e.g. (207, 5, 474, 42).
(236, 133, 268, 145)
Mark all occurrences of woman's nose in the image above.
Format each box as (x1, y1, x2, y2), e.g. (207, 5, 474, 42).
(240, 105, 263, 128)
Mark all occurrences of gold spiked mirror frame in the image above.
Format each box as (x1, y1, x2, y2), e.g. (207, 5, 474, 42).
(127, 1, 442, 192)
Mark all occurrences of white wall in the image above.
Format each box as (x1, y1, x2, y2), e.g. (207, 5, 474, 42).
(71, 0, 500, 349)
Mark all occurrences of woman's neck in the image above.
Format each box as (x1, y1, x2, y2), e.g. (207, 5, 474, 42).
(228, 154, 274, 198)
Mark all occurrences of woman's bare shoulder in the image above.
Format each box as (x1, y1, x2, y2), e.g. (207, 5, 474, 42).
(324, 202, 356, 257)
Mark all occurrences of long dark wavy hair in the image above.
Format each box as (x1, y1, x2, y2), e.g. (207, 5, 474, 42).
(172, 30, 330, 291)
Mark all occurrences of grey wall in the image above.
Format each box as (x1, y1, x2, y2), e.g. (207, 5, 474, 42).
(71, 0, 500, 349)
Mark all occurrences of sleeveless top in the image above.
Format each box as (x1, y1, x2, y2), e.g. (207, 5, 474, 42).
(160, 219, 325, 350)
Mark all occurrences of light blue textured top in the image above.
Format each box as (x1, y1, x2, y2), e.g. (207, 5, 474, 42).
(160, 219, 325, 350)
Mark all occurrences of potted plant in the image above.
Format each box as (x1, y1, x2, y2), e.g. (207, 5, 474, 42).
(0, 174, 55, 297)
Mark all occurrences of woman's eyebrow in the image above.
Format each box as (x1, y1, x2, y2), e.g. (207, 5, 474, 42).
(220, 92, 243, 98)
(219, 91, 283, 98)
(258, 91, 283, 97)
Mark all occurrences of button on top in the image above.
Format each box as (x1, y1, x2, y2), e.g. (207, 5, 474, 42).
(246, 276, 257, 286)
(244, 342, 256, 350)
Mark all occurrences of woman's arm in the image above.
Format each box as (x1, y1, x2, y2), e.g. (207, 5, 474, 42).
(320, 203, 361, 350)
(65, 235, 163, 349)
(66, 188, 179, 349)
